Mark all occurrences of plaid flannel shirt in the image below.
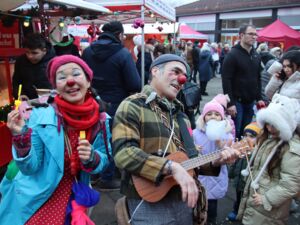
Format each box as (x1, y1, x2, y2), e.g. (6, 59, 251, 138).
(112, 85, 219, 198)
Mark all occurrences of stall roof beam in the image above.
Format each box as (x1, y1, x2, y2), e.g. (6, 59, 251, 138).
(47, 0, 111, 13)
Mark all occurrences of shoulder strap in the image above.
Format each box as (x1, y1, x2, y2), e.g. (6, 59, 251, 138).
(176, 112, 198, 158)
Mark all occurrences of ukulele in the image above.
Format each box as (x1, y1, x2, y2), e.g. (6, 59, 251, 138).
(132, 139, 253, 203)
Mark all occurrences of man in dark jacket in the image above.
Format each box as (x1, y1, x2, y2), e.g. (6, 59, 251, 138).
(82, 21, 141, 189)
(82, 21, 141, 118)
(12, 33, 55, 99)
(222, 24, 264, 138)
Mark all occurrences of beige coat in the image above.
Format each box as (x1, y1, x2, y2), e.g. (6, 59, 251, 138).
(237, 135, 300, 225)
(265, 71, 300, 103)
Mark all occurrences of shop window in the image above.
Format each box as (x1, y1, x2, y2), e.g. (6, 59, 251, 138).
(187, 22, 215, 31)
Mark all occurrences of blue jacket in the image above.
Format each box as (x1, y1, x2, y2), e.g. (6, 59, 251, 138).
(193, 129, 232, 199)
(198, 50, 213, 82)
(0, 106, 112, 225)
(82, 33, 141, 117)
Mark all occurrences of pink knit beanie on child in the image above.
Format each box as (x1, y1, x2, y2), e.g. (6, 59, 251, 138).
(202, 100, 225, 119)
(213, 94, 230, 109)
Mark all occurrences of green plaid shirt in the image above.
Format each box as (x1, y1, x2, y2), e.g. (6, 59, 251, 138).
(113, 85, 188, 196)
(112, 85, 218, 198)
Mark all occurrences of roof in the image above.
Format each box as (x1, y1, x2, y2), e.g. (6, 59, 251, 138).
(176, 0, 300, 16)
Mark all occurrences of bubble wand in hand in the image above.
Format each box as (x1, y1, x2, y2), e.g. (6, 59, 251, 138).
(14, 84, 22, 110)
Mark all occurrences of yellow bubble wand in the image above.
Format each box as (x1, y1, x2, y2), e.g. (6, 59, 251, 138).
(14, 84, 22, 110)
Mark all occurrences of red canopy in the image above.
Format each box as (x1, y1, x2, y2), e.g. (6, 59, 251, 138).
(178, 23, 208, 40)
(257, 19, 300, 50)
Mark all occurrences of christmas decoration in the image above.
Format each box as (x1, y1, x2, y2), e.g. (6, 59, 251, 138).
(132, 18, 144, 29)
(87, 22, 100, 39)
(157, 26, 163, 32)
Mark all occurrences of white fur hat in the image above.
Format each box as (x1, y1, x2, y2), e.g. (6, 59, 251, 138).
(256, 94, 300, 141)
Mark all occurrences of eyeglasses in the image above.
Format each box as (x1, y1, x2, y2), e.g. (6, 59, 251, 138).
(244, 32, 258, 37)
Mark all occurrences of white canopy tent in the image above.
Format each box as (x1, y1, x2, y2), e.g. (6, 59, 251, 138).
(0, 0, 110, 13)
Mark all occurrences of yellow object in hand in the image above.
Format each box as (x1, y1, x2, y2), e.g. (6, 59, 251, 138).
(80, 130, 86, 139)
(17, 84, 22, 100)
(15, 84, 22, 110)
(14, 100, 21, 110)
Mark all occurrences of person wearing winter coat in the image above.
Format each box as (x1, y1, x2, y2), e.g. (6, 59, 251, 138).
(82, 21, 141, 119)
(136, 43, 154, 85)
(222, 24, 264, 139)
(213, 94, 236, 139)
(198, 44, 213, 96)
(193, 100, 233, 224)
(12, 33, 56, 100)
(0, 55, 112, 225)
(227, 122, 261, 221)
(219, 43, 230, 74)
(265, 50, 300, 103)
(260, 59, 276, 104)
(82, 21, 141, 189)
(237, 94, 300, 225)
(191, 41, 200, 82)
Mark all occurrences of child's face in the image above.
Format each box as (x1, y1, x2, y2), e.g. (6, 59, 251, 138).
(243, 132, 257, 145)
(266, 124, 280, 137)
(204, 111, 222, 123)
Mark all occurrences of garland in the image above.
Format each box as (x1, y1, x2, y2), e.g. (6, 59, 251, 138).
(50, 33, 74, 47)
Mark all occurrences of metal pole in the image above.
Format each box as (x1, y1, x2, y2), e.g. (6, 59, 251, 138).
(141, 5, 145, 87)
(38, 0, 46, 38)
(173, 22, 176, 47)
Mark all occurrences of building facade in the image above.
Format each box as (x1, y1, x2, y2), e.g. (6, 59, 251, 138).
(176, 0, 300, 44)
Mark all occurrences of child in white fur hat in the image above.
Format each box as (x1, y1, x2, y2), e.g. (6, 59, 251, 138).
(237, 93, 300, 225)
(193, 100, 233, 224)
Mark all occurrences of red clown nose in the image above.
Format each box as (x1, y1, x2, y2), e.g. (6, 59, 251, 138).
(177, 75, 187, 85)
(67, 79, 76, 86)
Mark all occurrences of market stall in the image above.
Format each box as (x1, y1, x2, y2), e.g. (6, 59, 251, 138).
(257, 19, 300, 50)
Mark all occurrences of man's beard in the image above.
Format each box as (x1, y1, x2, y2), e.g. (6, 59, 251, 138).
(205, 119, 227, 141)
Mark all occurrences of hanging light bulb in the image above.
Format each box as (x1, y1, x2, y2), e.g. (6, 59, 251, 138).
(58, 18, 65, 28)
(23, 17, 30, 27)
(149, 11, 154, 18)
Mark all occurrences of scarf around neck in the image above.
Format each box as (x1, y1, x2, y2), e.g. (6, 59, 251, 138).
(54, 94, 100, 140)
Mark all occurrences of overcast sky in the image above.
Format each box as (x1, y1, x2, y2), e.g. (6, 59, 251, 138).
(166, 0, 198, 7)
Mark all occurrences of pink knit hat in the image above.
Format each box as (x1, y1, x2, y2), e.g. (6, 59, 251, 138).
(202, 100, 225, 119)
(213, 94, 230, 108)
(47, 55, 93, 87)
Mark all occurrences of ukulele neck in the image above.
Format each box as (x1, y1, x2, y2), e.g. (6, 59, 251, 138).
(180, 150, 222, 171)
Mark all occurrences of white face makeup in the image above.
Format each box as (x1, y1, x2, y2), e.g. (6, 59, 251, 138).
(55, 63, 90, 105)
(151, 61, 187, 101)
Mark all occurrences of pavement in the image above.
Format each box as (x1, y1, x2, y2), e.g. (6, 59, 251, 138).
(91, 77, 300, 225)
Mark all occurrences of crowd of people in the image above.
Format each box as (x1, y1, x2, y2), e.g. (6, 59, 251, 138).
(0, 20, 299, 225)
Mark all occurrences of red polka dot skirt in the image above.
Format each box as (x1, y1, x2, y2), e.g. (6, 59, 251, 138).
(26, 130, 79, 225)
